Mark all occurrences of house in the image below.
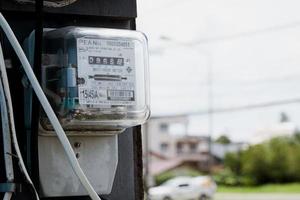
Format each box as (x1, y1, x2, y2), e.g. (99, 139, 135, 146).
(142, 115, 212, 177)
(143, 115, 189, 158)
(143, 115, 247, 187)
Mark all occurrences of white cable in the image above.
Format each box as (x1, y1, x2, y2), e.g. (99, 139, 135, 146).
(0, 80, 13, 199)
(3, 192, 12, 200)
(0, 78, 14, 200)
(0, 43, 39, 199)
(0, 13, 101, 200)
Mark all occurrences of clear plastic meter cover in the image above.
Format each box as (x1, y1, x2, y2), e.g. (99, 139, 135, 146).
(41, 27, 150, 131)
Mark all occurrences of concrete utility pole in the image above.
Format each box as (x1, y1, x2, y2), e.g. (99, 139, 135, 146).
(203, 51, 214, 173)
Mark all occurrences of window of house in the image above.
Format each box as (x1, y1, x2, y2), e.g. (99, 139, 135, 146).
(160, 143, 169, 152)
(190, 143, 197, 153)
(177, 143, 183, 154)
(160, 123, 169, 132)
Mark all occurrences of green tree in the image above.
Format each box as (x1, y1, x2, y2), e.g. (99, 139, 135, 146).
(267, 137, 291, 182)
(280, 112, 290, 123)
(224, 152, 241, 176)
(241, 144, 270, 184)
(219, 135, 300, 186)
(215, 135, 231, 144)
(287, 144, 300, 181)
(294, 129, 300, 142)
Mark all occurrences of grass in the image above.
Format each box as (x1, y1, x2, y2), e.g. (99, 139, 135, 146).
(218, 183, 300, 193)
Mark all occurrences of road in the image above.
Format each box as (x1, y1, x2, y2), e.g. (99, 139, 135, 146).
(214, 193, 300, 200)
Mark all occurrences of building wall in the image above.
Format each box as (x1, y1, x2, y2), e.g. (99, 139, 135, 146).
(143, 115, 189, 158)
(143, 115, 212, 161)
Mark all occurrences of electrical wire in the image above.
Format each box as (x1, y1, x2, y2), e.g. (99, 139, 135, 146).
(151, 20, 300, 49)
(0, 43, 39, 199)
(184, 20, 300, 46)
(186, 98, 300, 116)
(0, 69, 14, 200)
(0, 13, 101, 200)
(3, 193, 12, 200)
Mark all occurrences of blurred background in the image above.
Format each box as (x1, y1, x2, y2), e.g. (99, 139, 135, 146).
(137, 1, 300, 200)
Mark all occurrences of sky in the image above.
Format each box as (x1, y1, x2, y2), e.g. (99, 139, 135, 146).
(137, 0, 300, 142)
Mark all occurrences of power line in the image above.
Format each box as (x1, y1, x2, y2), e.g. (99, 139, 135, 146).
(180, 21, 300, 46)
(188, 98, 300, 116)
(150, 20, 300, 54)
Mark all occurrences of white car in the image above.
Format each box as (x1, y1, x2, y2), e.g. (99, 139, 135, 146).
(148, 176, 217, 200)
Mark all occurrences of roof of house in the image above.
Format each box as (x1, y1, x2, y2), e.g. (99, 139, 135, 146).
(148, 152, 209, 175)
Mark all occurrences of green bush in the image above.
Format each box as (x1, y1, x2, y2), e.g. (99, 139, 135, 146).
(224, 152, 242, 176)
(155, 170, 176, 186)
(213, 169, 240, 186)
(241, 144, 270, 184)
(221, 135, 300, 186)
(239, 176, 257, 186)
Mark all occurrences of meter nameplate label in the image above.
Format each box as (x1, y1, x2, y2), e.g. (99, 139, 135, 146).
(77, 38, 136, 106)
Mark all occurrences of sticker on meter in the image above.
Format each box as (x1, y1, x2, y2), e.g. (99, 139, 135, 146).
(107, 90, 135, 101)
(77, 37, 136, 106)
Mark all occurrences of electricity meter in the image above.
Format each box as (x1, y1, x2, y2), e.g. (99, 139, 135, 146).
(41, 27, 150, 133)
(22, 27, 150, 197)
